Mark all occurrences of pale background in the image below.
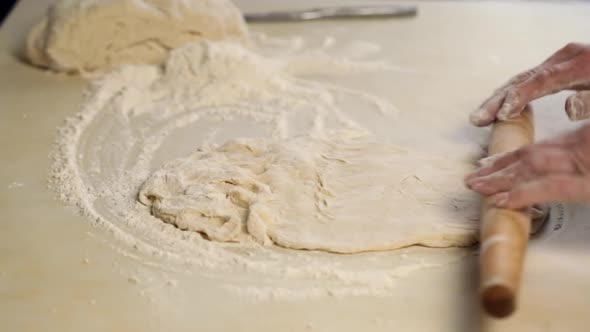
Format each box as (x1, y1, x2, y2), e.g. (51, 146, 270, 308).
(2, 1, 590, 332)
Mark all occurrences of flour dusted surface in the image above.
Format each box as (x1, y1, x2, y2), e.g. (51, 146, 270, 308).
(50, 34, 479, 299)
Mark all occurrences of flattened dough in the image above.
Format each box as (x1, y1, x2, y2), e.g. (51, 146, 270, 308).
(138, 133, 480, 253)
(27, 0, 249, 75)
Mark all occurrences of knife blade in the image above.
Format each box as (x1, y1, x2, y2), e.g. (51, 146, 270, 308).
(244, 4, 418, 23)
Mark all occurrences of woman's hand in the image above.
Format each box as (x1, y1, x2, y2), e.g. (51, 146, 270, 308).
(470, 43, 590, 126)
(465, 123, 590, 209)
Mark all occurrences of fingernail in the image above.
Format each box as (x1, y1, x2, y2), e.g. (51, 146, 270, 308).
(497, 105, 513, 121)
(507, 111, 522, 119)
(566, 96, 583, 121)
(465, 177, 483, 188)
(472, 182, 488, 192)
(495, 193, 509, 207)
(477, 156, 493, 167)
(466, 166, 488, 181)
(472, 182, 484, 189)
(469, 110, 486, 125)
(464, 174, 478, 185)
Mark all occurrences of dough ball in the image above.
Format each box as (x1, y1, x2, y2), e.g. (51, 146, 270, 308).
(138, 133, 480, 254)
(26, 0, 250, 76)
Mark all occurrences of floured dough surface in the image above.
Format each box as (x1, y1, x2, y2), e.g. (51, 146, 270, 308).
(138, 132, 480, 253)
(27, 0, 249, 75)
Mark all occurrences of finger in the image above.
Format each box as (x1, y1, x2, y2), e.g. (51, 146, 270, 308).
(495, 174, 590, 209)
(470, 92, 507, 126)
(470, 70, 540, 127)
(470, 43, 589, 126)
(475, 129, 576, 170)
(465, 151, 520, 184)
(530, 204, 550, 221)
(565, 91, 590, 121)
(467, 162, 519, 195)
(466, 140, 577, 184)
(466, 118, 582, 186)
(540, 42, 587, 66)
(465, 142, 539, 183)
(477, 152, 511, 168)
(505, 42, 588, 86)
(470, 73, 540, 126)
(497, 57, 590, 120)
(530, 204, 550, 235)
(467, 147, 577, 195)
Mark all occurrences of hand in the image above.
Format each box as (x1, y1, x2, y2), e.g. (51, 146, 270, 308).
(464, 123, 590, 209)
(470, 42, 590, 126)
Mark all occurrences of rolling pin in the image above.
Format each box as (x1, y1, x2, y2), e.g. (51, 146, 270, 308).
(479, 107, 534, 318)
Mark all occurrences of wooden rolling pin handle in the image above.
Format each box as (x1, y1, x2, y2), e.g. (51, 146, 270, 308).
(479, 108, 534, 318)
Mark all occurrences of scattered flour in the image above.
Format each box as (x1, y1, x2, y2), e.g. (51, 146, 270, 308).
(49, 35, 467, 300)
(7, 182, 25, 189)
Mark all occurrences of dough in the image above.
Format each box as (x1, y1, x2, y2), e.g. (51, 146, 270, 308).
(27, 0, 249, 75)
(138, 133, 480, 253)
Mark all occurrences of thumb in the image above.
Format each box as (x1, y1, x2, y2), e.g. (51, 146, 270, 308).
(565, 91, 590, 121)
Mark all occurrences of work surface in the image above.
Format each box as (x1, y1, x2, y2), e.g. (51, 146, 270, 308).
(2, 1, 590, 331)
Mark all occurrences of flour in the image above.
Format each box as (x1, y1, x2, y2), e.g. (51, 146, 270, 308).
(7, 182, 25, 189)
(50, 35, 469, 300)
(227, 260, 442, 301)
